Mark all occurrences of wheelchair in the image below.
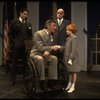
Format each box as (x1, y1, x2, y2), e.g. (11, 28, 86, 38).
(23, 41, 69, 96)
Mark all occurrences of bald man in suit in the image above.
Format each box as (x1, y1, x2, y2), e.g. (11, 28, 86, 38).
(53, 8, 71, 59)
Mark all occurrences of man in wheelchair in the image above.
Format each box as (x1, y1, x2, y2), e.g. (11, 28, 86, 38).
(30, 19, 61, 91)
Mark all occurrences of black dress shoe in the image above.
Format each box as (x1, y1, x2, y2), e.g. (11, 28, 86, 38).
(40, 85, 46, 91)
(47, 80, 57, 90)
(39, 80, 47, 92)
(9, 81, 15, 85)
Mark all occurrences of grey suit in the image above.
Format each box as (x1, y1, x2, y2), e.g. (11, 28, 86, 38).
(30, 29, 58, 80)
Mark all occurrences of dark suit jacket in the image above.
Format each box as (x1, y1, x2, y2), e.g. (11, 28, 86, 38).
(53, 19, 70, 46)
(9, 19, 32, 47)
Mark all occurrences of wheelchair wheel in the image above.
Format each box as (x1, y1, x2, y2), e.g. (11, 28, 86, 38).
(24, 59, 38, 95)
(56, 58, 69, 90)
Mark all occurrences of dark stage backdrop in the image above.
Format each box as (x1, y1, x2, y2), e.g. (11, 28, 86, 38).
(39, 1, 71, 29)
(39, 2, 53, 29)
(87, 2, 100, 65)
(2, 2, 27, 66)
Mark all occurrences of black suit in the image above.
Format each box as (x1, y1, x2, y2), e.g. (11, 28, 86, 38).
(52, 19, 70, 59)
(9, 19, 32, 82)
(53, 19, 70, 46)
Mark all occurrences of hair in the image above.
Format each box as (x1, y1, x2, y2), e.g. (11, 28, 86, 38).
(44, 19, 56, 29)
(67, 23, 78, 33)
(20, 8, 29, 14)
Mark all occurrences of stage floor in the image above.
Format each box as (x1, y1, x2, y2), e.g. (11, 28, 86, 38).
(0, 66, 100, 99)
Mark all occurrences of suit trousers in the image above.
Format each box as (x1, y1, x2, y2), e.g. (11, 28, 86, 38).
(10, 43, 26, 82)
(30, 55, 58, 80)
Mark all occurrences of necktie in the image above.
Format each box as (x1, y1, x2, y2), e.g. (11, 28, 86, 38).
(58, 20, 62, 26)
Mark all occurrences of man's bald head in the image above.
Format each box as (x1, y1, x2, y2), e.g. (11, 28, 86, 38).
(57, 8, 64, 19)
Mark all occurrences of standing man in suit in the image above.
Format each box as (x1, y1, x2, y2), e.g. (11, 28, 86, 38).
(53, 8, 70, 59)
(30, 19, 60, 90)
(9, 8, 33, 85)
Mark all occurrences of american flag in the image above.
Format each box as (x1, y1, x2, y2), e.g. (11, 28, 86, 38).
(2, 2, 9, 66)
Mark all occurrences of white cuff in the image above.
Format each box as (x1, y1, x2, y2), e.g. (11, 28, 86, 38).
(68, 59, 72, 65)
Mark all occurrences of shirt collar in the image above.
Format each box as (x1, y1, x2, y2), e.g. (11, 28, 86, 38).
(57, 18, 63, 22)
(19, 17, 25, 23)
(19, 17, 22, 22)
(44, 29, 49, 35)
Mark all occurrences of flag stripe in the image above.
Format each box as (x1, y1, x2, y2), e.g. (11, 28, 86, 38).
(2, 2, 9, 66)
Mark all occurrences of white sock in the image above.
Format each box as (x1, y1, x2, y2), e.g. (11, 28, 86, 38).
(65, 82, 71, 90)
(67, 83, 75, 93)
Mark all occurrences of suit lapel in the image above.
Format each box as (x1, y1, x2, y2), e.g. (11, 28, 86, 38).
(41, 30, 50, 45)
(58, 20, 65, 31)
(43, 30, 53, 46)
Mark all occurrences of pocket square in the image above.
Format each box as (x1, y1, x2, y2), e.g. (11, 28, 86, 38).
(29, 27, 31, 29)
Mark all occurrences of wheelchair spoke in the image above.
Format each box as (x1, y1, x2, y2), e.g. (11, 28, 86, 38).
(24, 61, 37, 94)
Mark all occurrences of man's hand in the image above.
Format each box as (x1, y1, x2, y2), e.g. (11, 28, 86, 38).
(43, 51, 50, 57)
(68, 59, 72, 65)
(51, 45, 61, 51)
